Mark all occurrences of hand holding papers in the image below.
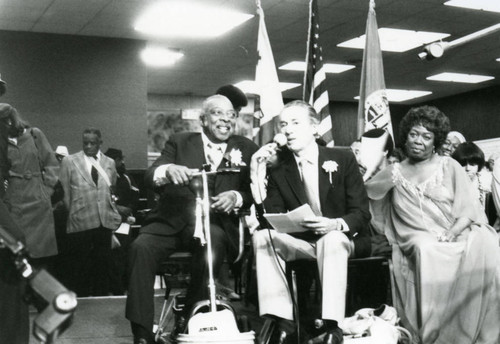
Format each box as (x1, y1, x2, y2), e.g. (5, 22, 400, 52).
(263, 204, 316, 233)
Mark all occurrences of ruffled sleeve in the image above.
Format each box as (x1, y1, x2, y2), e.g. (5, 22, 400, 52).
(365, 165, 396, 235)
(447, 158, 488, 224)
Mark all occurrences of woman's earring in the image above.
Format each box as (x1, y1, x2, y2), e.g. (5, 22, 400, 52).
(432, 147, 436, 154)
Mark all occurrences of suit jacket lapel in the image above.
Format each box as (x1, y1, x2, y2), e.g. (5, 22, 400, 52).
(191, 134, 207, 168)
(73, 152, 94, 186)
(283, 155, 308, 205)
(318, 149, 331, 209)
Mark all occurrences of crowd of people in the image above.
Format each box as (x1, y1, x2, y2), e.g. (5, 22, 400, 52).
(1, 82, 499, 344)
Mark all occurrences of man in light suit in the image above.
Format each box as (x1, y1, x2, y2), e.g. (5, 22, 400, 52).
(126, 95, 258, 344)
(251, 101, 371, 344)
(59, 128, 121, 296)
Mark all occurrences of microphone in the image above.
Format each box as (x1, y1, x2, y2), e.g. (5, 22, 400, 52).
(257, 133, 287, 163)
(273, 133, 287, 147)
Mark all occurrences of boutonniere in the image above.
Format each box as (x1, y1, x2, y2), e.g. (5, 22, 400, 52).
(224, 148, 247, 167)
(322, 160, 338, 184)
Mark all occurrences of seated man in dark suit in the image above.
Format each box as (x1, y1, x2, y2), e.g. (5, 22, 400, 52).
(126, 95, 258, 344)
(251, 101, 371, 344)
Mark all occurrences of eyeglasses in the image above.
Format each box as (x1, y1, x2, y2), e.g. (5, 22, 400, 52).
(208, 108, 238, 120)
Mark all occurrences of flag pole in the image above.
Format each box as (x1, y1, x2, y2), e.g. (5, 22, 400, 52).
(303, 0, 313, 103)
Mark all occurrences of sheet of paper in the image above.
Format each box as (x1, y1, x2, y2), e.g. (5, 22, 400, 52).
(115, 222, 130, 235)
(263, 204, 316, 233)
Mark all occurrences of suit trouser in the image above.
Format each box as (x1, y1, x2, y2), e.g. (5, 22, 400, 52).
(126, 222, 228, 331)
(253, 230, 351, 322)
(63, 227, 112, 297)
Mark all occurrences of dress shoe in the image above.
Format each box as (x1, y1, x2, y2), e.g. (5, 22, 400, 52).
(323, 327, 344, 344)
(169, 314, 187, 341)
(131, 322, 155, 344)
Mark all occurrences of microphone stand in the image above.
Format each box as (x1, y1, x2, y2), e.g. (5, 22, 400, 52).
(0, 225, 77, 344)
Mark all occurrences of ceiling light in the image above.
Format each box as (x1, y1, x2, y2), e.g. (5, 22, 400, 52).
(496, 58, 500, 62)
(354, 89, 432, 102)
(141, 46, 183, 67)
(338, 28, 450, 52)
(444, 0, 500, 13)
(135, 2, 253, 38)
(427, 72, 494, 83)
(234, 80, 301, 94)
(279, 61, 355, 73)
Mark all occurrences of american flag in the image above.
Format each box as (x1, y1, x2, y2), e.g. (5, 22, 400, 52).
(303, 0, 333, 147)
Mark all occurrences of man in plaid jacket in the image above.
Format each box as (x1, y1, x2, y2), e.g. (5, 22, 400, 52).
(59, 127, 121, 296)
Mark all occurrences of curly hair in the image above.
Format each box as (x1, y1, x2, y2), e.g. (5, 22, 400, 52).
(399, 105, 450, 150)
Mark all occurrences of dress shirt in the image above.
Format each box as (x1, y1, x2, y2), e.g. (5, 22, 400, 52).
(83, 151, 101, 175)
(294, 142, 349, 232)
(200, 132, 227, 171)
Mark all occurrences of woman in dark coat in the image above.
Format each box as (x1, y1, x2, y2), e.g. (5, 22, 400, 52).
(0, 103, 29, 344)
(1, 103, 59, 263)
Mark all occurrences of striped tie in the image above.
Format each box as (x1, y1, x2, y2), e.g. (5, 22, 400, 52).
(299, 159, 321, 216)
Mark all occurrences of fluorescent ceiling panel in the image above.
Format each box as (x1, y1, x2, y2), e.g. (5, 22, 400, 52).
(279, 61, 355, 73)
(135, 2, 253, 38)
(234, 80, 301, 94)
(141, 47, 184, 67)
(427, 72, 495, 83)
(354, 89, 432, 102)
(338, 28, 450, 52)
(444, 0, 500, 13)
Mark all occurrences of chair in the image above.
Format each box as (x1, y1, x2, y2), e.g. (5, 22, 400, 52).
(155, 251, 193, 342)
(286, 256, 393, 344)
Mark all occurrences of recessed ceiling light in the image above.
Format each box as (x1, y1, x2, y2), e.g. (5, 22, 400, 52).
(338, 28, 450, 52)
(234, 80, 301, 94)
(140, 46, 184, 67)
(354, 89, 432, 102)
(496, 58, 500, 62)
(135, 2, 254, 38)
(444, 0, 500, 13)
(279, 61, 355, 73)
(427, 72, 495, 83)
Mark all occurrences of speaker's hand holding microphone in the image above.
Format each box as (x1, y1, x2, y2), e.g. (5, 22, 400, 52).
(250, 134, 287, 204)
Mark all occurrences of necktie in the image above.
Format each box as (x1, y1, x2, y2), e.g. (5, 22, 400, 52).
(206, 143, 224, 171)
(299, 159, 322, 216)
(91, 156, 98, 186)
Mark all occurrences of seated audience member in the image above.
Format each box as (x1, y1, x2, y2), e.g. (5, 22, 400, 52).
(126, 95, 258, 344)
(251, 100, 370, 344)
(350, 140, 361, 159)
(1, 103, 59, 270)
(105, 148, 140, 295)
(490, 152, 500, 235)
(437, 130, 465, 156)
(387, 147, 406, 165)
(451, 142, 491, 210)
(486, 151, 500, 172)
(58, 128, 122, 296)
(366, 105, 500, 344)
(55, 145, 69, 162)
